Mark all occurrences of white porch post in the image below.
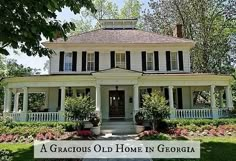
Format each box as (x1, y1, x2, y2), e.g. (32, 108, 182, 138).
(211, 85, 218, 119)
(95, 85, 101, 118)
(72, 88, 77, 97)
(226, 85, 233, 110)
(133, 84, 139, 122)
(13, 93, 20, 112)
(168, 86, 175, 119)
(3, 87, 7, 113)
(21, 87, 28, 121)
(59, 86, 66, 121)
(219, 89, 224, 108)
(45, 91, 49, 110)
(6, 88, 12, 113)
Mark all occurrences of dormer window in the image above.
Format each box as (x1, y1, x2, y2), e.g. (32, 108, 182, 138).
(146, 53, 154, 71)
(64, 53, 72, 71)
(116, 53, 126, 68)
(170, 52, 178, 70)
(87, 53, 95, 71)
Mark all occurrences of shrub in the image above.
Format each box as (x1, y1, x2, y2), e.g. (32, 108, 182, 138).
(142, 91, 170, 130)
(0, 149, 13, 161)
(135, 111, 145, 125)
(89, 112, 100, 127)
(65, 96, 95, 129)
(141, 133, 171, 140)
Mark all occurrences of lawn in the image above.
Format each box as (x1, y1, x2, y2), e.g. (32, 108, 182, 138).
(0, 137, 236, 161)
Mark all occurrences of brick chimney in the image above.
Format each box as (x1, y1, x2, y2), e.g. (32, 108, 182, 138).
(173, 24, 183, 38)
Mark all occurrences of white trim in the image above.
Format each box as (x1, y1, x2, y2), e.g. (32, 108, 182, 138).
(170, 52, 179, 71)
(86, 52, 95, 72)
(146, 52, 155, 71)
(115, 53, 126, 69)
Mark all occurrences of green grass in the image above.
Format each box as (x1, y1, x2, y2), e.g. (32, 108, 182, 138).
(0, 137, 236, 161)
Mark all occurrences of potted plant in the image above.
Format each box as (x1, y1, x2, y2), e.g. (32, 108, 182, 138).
(89, 112, 101, 135)
(135, 111, 145, 133)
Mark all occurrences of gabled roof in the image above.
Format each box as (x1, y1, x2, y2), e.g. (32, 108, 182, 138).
(44, 29, 195, 45)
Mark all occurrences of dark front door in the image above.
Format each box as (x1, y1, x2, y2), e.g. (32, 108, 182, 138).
(109, 90, 125, 118)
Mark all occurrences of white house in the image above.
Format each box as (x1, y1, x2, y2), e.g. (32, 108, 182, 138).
(2, 19, 233, 128)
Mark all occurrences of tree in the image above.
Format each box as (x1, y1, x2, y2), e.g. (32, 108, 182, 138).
(0, 0, 96, 56)
(119, 0, 142, 19)
(144, 0, 236, 74)
(142, 91, 170, 130)
(70, 0, 143, 35)
(65, 96, 95, 128)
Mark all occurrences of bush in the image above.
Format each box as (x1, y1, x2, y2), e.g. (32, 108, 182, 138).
(141, 132, 171, 140)
(0, 149, 13, 161)
(142, 91, 170, 130)
(166, 118, 236, 127)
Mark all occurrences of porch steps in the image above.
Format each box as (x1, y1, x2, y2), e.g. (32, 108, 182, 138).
(101, 120, 135, 134)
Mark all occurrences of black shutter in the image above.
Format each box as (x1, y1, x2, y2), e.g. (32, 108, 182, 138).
(178, 51, 184, 71)
(154, 51, 159, 71)
(164, 88, 169, 105)
(177, 88, 183, 109)
(142, 51, 146, 71)
(110, 51, 115, 68)
(82, 51, 86, 71)
(72, 51, 77, 71)
(58, 89, 61, 110)
(126, 51, 131, 70)
(95, 51, 99, 71)
(59, 51, 64, 71)
(147, 88, 152, 95)
(86, 88, 91, 95)
(166, 51, 171, 71)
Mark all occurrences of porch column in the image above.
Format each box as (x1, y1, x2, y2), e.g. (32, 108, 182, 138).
(21, 87, 28, 121)
(45, 91, 49, 110)
(13, 93, 20, 112)
(72, 88, 77, 97)
(226, 86, 233, 110)
(59, 86, 65, 121)
(6, 88, 12, 112)
(211, 85, 218, 118)
(95, 85, 101, 115)
(219, 89, 224, 108)
(133, 85, 139, 122)
(168, 86, 175, 119)
(3, 87, 7, 115)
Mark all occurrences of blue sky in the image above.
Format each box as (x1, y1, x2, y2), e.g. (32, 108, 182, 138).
(7, 0, 149, 74)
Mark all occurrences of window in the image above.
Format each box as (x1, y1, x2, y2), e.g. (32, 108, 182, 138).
(115, 53, 126, 68)
(64, 53, 72, 71)
(87, 53, 95, 71)
(171, 52, 178, 70)
(66, 87, 73, 97)
(146, 53, 154, 70)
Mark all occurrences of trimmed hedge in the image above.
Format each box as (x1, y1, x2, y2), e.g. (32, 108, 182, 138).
(0, 122, 76, 132)
(166, 118, 236, 127)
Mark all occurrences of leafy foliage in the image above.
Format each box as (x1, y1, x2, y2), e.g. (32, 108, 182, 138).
(142, 91, 170, 121)
(0, 149, 13, 161)
(144, 0, 236, 74)
(65, 96, 95, 123)
(0, 0, 96, 56)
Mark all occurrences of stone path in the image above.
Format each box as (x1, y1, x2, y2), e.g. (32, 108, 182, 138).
(83, 134, 153, 161)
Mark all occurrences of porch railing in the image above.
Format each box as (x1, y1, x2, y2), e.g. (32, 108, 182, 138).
(218, 108, 229, 118)
(175, 109, 212, 118)
(27, 112, 60, 122)
(8, 113, 21, 122)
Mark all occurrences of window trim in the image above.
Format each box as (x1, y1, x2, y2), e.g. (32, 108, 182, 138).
(170, 52, 179, 71)
(146, 52, 154, 71)
(115, 53, 126, 69)
(64, 52, 73, 72)
(86, 52, 95, 71)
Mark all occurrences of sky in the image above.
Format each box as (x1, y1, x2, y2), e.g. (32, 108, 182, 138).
(7, 0, 149, 74)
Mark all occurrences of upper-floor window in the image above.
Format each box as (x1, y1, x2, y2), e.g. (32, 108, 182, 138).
(146, 53, 154, 70)
(64, 53, 72, 71)
(171, 52, 178, 70)
(116, 53, 126, 68)
(87, 53, 95, 71)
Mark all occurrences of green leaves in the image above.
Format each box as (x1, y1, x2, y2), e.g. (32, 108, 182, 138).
(0, 0, 95, 56)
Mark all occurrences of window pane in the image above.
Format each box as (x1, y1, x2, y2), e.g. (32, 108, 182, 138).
(116, 53, 126, 68)
(171, 52, 178, 70)
(146, 53, 153, 70)
(87, 53, 95, 71)
(64, 53, 72, 71)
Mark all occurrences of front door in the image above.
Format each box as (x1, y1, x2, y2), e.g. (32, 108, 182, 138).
(109, 90, 125, 118)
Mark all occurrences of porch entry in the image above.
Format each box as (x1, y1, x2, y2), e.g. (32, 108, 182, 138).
(109, 90, 125, 118)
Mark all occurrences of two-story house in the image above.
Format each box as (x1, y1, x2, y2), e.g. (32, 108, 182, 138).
(3, 19, 233, 131)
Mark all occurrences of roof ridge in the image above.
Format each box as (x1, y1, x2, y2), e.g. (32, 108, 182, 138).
(134, 29, 194, 42)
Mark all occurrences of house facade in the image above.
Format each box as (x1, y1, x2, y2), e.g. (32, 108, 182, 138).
(2, 19, 233, 124)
